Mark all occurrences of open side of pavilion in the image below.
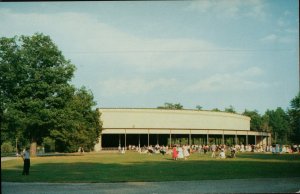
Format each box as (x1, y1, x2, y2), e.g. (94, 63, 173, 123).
(94, 108, 271, 151)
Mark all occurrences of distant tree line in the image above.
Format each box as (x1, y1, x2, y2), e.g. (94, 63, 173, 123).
(157, 93, 300, 145)
(0, 34, 101, 155)
(157, 102, 183, 110)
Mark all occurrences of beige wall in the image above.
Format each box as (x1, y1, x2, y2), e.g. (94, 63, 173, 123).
(94, 109, 272, 151)
(99, 108, 250, 131)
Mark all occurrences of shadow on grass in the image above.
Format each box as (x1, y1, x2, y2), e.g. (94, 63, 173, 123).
(237, 152, 300, 161)
(2, 155, 300, 183)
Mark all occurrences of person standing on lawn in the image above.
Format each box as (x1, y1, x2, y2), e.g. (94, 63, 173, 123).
(172, 146, 178, 160)
(211, 143, 216, 158)
(183, 145, 190, 160)
(21, 147, 30, 175)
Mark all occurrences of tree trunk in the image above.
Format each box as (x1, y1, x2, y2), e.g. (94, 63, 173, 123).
(30, 140, 37, 157)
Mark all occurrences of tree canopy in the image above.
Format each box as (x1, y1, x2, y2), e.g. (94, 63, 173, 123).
(156, 100, 299, 144)
(288, 92, 300, 143)
(224, 105, 236, 113)
(196, 105, 203, 110)
(265, 107, 291, 144)
(0, 33, 101, 154)
(242, 109, 263, 131)
(157, 102, 183, 110)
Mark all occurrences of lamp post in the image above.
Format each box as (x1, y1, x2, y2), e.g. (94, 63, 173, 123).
(15, 138, 18, 155)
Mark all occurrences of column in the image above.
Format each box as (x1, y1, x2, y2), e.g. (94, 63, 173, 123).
(246, 132, 248, 145)
(138, 134, 140, 148)
(94, 135, 102, 152)
(189, 129, 192, 146)
(125, 129, 127, 148)
(147, 129, 149, 147)
(222, 131, 224, 145)
(235, 131, 237, 145)
(99, 135, 102, 151)
(169, 130, 172, 147)
(206, 130, 209, 145)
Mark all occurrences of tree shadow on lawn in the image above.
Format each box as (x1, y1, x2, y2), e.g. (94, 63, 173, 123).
(2, 157, 300, 183)
(236, 153, 300, 161)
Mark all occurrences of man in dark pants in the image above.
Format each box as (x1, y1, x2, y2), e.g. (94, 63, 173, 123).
(22, 147, 30, 175)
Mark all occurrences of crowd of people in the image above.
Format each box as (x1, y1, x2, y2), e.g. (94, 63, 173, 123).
(118, 143, 300, 159)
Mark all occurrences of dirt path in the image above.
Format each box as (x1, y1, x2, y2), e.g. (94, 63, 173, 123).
(1, 157, 18, 162)
(2, 177, 300, 194)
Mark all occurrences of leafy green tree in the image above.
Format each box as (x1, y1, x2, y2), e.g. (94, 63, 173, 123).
(265, 107, 291, 144)
(196, 105, 203, 110)
(242, 109, 263, 131)
(211, 108, 220, 112)
(1, 141, 14, 153)
(42, 137, 55, 152)
(173, 103, 183, 109)
(288, 92, 300, 143)
(224, 105, 236, 113)
(157, 102, 183, 110)
(0, 36, 24, 146)
(261, 113, 271, 132)
(1, 33, 101, 154)
(50, 87, 101, 152)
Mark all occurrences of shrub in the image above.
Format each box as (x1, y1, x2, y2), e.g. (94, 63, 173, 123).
(43, 137, 55, 152)
(1, 141, 14, 153)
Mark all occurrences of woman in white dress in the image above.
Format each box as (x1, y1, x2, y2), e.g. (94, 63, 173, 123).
(177, 146, 184, 159)
(183, 145, 190, 160)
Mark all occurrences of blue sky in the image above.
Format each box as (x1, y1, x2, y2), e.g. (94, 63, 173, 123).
(1, 1, 299, 114)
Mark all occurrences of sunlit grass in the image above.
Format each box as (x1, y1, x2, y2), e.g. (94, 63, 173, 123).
(2, 151, 300, 183)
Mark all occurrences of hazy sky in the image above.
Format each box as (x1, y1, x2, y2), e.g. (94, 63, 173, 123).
(1, 1, 299, 114)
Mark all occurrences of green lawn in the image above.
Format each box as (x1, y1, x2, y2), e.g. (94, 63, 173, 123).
(2, 151, 300, 183)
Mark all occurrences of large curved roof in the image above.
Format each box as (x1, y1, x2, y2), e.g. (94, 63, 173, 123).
(99, 108, 250, 131)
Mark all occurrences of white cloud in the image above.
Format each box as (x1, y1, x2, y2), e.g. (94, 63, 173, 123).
(98, 78, 178, 96)
(244, 0, 267, 19)
(186, 66, 267, 93)
(284, 28, 299, 33)
(260, 34, 278, 42)
(236, 66, 263, 77)
(261, 9, 299, 45)
(99, 67, 265, 97)
(1, 7, 260, 97)
(260, 33, 295, 44)
(283, 10, 292, 16)
(277, 18, 286, 27)
(186, 0, 266, 20)
(0, 8, 247, 72)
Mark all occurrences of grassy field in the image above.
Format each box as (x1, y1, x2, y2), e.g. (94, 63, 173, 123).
(2, 151, 300, 183)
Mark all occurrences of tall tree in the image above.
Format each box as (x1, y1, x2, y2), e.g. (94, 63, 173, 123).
(157, 102, 183, 110)
(261, 113, 271, 132)
(265, 107, 291, 144)
(1, 34, 101, 154)
(196, 105, 203, 110)
(242, 109, 263, 131)
(0, 36, 25, 145)
(224, 105, 236, 113)
(50, 87, 101, 152)
(288, 92, 300, 143)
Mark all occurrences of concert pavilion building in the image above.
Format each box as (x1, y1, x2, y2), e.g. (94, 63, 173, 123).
(94, 108, 271, 151)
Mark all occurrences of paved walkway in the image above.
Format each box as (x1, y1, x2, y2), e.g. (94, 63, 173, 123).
(1, 157, 18, 162)
(2, 177, 300, 194)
